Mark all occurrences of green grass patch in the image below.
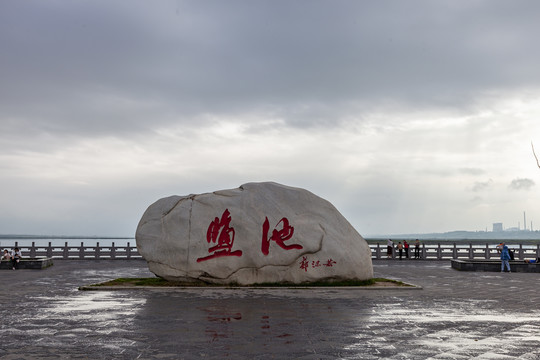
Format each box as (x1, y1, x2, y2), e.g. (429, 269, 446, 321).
(92, 277, 211, 287)
(88, 277, 411, 288)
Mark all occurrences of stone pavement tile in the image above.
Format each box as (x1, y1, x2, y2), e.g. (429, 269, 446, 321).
(1, 260, 540, 359)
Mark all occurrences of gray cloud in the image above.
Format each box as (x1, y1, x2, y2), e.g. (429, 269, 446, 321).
(472, 179, 493, 192)
(509, 178, 535, 191)
(3, 0, 540, 137)
(2, 1, 540, 236)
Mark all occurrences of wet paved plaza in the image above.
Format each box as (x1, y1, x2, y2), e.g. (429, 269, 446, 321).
(1, 259, 539, 359)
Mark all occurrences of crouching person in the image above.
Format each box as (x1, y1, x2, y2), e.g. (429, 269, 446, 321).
(11, 247, 22, 270)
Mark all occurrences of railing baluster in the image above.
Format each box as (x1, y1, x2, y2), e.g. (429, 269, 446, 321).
(366, 242, 536, 261)
(25, 240, 540, 262)
(2, 240, 140, 260)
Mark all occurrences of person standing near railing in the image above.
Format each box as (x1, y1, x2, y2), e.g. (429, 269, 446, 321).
(387, 239, 394, 259)
(414, 239, 420, 259)
(397, 242, 403, 260)
(500, 243, 511, 273)
(404, 240, 409, 259)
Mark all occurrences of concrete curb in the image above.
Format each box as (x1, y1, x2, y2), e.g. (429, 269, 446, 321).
(78, 282, 422, 291)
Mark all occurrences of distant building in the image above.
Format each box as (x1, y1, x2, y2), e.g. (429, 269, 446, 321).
(493, 223, 503, 232)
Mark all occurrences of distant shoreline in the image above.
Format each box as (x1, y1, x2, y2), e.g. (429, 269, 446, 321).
(366, 230, 540, 241)
(0, 235, 134, 239)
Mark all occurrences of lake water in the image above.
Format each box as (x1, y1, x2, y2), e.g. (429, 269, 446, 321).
(1, 237, 538, 251)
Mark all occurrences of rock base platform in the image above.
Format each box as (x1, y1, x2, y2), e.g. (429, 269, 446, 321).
(0, 257, 53, 270)
(451, 258, 540, 272)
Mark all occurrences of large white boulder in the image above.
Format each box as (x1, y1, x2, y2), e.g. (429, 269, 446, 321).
(136, 182, 373, 285)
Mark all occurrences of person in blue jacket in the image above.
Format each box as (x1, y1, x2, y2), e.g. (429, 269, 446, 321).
(500, 243, 511, 273)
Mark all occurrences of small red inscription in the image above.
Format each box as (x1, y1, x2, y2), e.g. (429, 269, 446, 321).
(300, 256, 309, 272)
(261, 217, 303, 255)
(323, 258, 337, 267)
(197, 209, 243, 262)
(299, 257, 337, 271)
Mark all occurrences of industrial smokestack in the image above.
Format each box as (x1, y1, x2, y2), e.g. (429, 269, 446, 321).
(524, 211, 527, 231)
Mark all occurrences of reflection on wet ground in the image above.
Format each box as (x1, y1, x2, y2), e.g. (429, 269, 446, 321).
(0, 260, 539, 359)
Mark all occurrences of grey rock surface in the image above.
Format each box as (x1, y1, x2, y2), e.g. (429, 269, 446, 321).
(136, 182, 373, 284)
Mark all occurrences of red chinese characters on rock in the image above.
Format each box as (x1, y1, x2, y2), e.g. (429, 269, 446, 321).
(261, 217, 303, 255)
(197, 209, 243, 263)
(197, 210, 304, 263)
(300, 256, 337, 272)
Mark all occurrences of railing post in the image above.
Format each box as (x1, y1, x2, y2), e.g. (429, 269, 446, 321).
(30, 241, 36, 258)
(95, 242, 100, 259)
(422, 243, 426, 259)
(376, 244, 380, 259)
(469, 244, 473, 259)
(437, 243, 441, 260)
(47, 242, 53, 258)
(519, 244, 524, 260)
(79, 242, 84, 259)
(127, 242, 132, 259)
(537, 244, 540, 260)
(63, 242, 69, 259)
(485, 243, 490, 259)
(111, 242, 116, 259)
(452, 243, 457, 259)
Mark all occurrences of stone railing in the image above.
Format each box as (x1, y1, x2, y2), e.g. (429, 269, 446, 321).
(369, 243, 540, 261)
(4, 241, 538, 261)
(2, 242, 142, 260)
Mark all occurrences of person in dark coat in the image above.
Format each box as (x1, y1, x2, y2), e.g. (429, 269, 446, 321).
(397, 242, 403, 260)
(11, 247, 22, 270)
(403, 240, 409, 259)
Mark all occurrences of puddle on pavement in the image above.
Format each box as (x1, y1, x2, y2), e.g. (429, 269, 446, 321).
(31, 291, 146, 321)
(372, 299, 540, 324)
(342, 299, 540, 359)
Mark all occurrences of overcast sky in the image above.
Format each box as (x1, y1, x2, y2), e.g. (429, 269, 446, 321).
(2, 0, 540, 237)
